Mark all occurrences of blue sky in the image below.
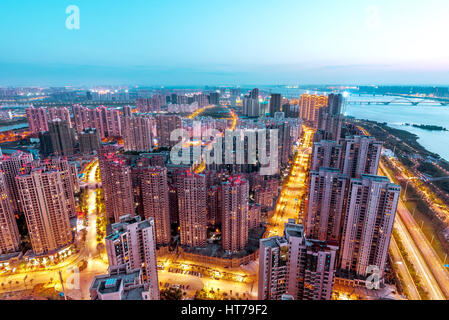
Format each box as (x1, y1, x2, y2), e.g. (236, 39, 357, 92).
(0, 0, 448, 86)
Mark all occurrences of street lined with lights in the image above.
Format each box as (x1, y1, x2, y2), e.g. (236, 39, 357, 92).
(265, 126, 314, 237)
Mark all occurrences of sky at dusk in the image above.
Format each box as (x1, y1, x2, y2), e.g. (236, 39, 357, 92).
(0, 0, 448, 86)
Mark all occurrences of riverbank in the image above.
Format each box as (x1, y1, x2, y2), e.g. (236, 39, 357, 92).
(345, 101, 449, 161)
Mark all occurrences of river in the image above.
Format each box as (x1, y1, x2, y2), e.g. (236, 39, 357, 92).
(345, 94, 449, 161)
(0, 123, 28, 132)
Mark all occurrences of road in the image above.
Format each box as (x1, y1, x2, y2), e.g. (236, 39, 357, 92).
(186, 104, 215, 119)
(389, 236, 421, 300)
(85, 162, 102, 255)
(265, 126, 314, 237)
(380, 161, 449, 299)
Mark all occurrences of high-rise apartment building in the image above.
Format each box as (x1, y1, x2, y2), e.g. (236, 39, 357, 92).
(299, 94, 328, 127)
(17, 168, 73, 255)
(283, 104, 300, 118)
(221, 176, 249, 252)
(248, 203, 261, 229)
(134, 166, 171, 245)
(177, 171, 207, 247)
(122, 105, 132, 117)
(306, 168, 347, 242)
(193, 93, 209, 107)
(170, 94, 178, 105)
(151, 95, 164, 112)
(178, 95, 189, 105)
(98, 152, 135, 223)
(340, 136, 383, 178)
(79, 128, 101, 154)
(243, 96, 260, 117)
(121, 115, 155, 151)
(105, 215, 160, 299)
(136, 98, 152, 113)
(339, 175, 400, 279)
(41, 119, 75, 157)
(284, 223, 338, 300)
(168, 185, 179, 224)
(327, 93, 344, 115)
(30, 157, 78, 219)
(318, 110, 344, 141)
(72, 105, 121, 139)
(269, 93, 281, 116)
(0, 151, 33, 213)
(259, 220, 338, 300)
(104, 107, 122, 137)
(316, 93, 344, 141)
(206, 185, 220, 226)
(209, 92, 220, 105)
(265, 120, 293, 167)
(250, 88, 259, 100)
(72, 104, 92, 133)
(26, 106, 49, 134)
(0, 171, 20, 255)
(258, 235, 289, 300)
(48, 107, 72, 127)
(155, 115, 182, 147)
(230, 88, 240, 108)
(311, 140, 343, 171)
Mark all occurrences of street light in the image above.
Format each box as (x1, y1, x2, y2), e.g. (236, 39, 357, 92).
(403, 176, 420, 201)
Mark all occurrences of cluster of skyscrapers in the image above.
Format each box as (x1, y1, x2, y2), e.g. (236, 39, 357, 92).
(1, 88, 402, 301)
(0, 152, 78, 257)
(259, 93, 400, 300)
(98, 150, 260, 253)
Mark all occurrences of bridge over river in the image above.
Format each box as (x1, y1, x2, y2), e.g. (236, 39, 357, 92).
(347, 96, 449, 106)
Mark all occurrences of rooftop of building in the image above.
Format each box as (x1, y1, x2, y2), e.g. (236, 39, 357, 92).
(315, 140, 341, 145)
(360, 174, 391, 182)
(91, 268, 142, 298)
(305, 238, 339, 251)
(0, 150, 33, 160)
(221, 175, 248, 186)
(80, 128, 98, 134)
(260, 236, 287, 249)
(284, 221, 304, 239)
(311, 167, 342, 174)
(107, 215, 154, 240)
(122, 287, 147, 300)
(345, 135, 380, 142)
(359, 175, 401, 190)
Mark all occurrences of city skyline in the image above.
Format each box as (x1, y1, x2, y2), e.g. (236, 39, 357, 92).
(0, 88, 448, 301)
